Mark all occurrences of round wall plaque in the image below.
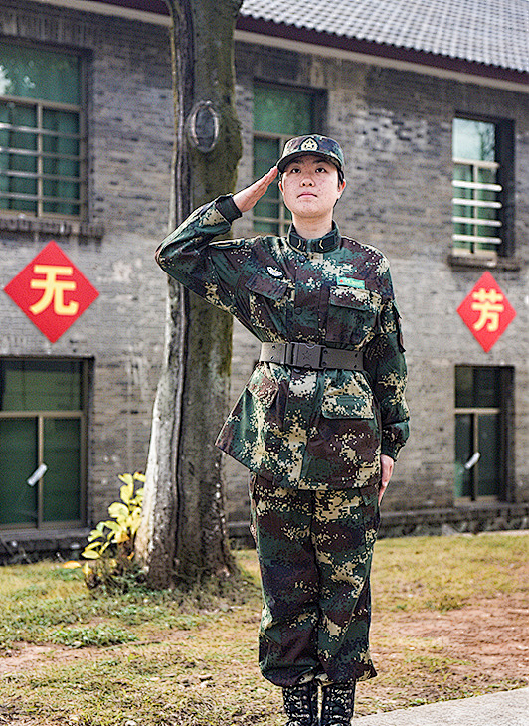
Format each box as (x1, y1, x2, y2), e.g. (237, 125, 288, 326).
(187, 101, 220, 153)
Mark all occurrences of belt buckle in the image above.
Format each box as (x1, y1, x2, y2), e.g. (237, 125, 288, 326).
(290, 342, 322, 369)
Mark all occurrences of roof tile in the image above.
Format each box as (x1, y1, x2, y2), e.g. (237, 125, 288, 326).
(240, 0, 529, 73)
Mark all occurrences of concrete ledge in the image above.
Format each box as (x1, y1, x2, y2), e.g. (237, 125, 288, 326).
(353, 687, 529, 725)
(0, 528, 89, 564)
(1, 501, 527, 562)
(379, 502, 528, 538)
(229, 502, 529, 545)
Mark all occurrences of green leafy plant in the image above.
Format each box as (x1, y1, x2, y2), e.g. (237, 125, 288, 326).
(82, 472, 145, 592)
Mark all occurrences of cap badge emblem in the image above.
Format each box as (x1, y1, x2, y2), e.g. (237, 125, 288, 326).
(300, 138, 319, 151)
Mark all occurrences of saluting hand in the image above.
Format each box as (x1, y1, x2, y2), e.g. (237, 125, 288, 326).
(233, 167, 278, 213)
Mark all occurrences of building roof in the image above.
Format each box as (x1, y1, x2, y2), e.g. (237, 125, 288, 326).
(239, 0, 528, 74)
(87, 0, 528, 81)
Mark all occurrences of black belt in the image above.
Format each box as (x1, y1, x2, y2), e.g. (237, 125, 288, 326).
(260, 342, 363, 371)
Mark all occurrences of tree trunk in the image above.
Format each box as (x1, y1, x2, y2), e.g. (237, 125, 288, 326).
(135, 0, 243, 588)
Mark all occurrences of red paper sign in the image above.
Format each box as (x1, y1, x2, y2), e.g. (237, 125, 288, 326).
(457, 271, 516, 352)
(4, 241, 99, 343)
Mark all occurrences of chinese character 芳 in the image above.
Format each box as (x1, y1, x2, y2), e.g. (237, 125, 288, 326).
(29, 265, 79, 316)
(470, 287, 504, 332)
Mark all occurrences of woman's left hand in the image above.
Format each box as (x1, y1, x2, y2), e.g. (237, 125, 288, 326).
(378, 454, 395, 504)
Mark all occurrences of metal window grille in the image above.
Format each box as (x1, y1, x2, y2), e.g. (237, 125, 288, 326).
(253, 131, 293, 236)
(0, 95, 87, 219)
(452, 157, 502, 256)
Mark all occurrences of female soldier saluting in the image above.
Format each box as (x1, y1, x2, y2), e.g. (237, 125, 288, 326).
(156, 134, 409, 725)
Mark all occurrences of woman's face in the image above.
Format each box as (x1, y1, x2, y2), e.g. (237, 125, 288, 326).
(279, 154, 345, 225)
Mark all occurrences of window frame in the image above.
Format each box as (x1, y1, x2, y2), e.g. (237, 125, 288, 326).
(451, 114, 515, 263)
(252, 82, 325, 236)
(0, 356, 90, 530)
(253, 129, 295, 236)
(454, 365, 514, 503)
(0, 41, 88, 221)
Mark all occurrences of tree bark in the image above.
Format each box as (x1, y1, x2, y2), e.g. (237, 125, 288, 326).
(135, 0, 243, 588)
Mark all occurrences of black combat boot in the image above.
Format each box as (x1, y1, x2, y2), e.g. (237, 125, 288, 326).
(320, 682, 356, 725)
(281, 680, 319, 726)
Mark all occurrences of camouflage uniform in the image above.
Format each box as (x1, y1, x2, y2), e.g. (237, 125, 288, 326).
(250, 473, 380, 685)
(155, 161, 409, 687)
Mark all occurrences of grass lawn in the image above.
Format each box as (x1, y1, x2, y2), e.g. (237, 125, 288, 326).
(0, 532, 527, 725)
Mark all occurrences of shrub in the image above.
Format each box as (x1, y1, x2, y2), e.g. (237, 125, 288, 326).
(82, 472, 145, 593)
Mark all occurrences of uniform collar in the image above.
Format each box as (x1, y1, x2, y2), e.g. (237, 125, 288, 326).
(288, 223, 340, 253)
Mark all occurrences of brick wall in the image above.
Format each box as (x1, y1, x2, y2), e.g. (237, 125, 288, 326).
(228, 42, 529, 520)
(0, 1, 173, 524)
(0, 3, 527, 534)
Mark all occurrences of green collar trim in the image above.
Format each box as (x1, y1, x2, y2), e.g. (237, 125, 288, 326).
(288, 223, 340, 253)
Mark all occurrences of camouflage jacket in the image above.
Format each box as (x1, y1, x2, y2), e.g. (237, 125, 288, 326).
(155, 195, 410, 490)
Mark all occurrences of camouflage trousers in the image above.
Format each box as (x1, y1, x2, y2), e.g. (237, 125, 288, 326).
(250, 473, 380, 687)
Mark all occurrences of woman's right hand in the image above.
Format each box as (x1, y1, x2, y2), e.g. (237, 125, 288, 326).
(233, 167, 278, 213)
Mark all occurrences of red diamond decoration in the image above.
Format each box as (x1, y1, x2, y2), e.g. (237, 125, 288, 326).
(457, 271, 516, 352)
(4, 241, 99, 343)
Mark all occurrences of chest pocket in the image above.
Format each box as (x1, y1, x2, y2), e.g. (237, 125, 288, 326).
(245, 272, 290, 332)
(326, 287, 382, 347)
(321, 394, 373, 420)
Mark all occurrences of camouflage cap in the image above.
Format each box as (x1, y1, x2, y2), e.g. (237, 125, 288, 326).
(276, 134, 344, 174)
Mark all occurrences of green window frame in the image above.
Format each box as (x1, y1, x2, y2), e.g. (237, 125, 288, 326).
(454, 365, 513, 502)
(253, 84, 322, 235)
(0, 358, 89, 529)
(0, 42, 87, 219)
(452, 117, 515, 260)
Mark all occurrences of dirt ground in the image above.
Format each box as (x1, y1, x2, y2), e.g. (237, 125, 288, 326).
(356, 590, 529, 713)
(0, 590, 527, 721)
(1, 532, 528, 724)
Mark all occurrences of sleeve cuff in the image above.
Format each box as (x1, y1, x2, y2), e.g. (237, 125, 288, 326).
(381, 441, 401, 460)
(215, 195, 243, 223)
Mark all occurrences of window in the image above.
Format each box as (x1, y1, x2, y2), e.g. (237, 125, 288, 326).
(253, 84, 321, 235)
(452, 117, 514, 259)
(454, 366, 513, 501)
(0, 358, 89, 528)
(0, 42, 86, 219)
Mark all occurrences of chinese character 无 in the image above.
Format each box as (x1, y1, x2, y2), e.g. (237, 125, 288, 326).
(29, 264, 79, 316)
(470, 287, 504, 332)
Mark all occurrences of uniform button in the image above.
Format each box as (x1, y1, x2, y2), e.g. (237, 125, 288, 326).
(294, 307, 302, 315)
(298, 256, 305, 263)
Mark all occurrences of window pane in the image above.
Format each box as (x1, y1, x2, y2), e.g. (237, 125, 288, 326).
(454, 414, 473, 498)
(0, 360, 83, 411)
(477, 414, 501, 497)
(254, 219, 280, 235)
(0, 101, 38, 212)
(473, 367, 500, 407)
(254, 137, 280, 175)
(254, 137, 281, 229)
(43, 418, 81, 522)
(455, 366, 474, 408)
(0, 44, 83, 218)
(254, 85, 314, 135)
(455, 366, 500, 409)
(0, 418, 38, 525)
(453, 163, 473, 188)
(0, 42, 81, 104)
(453, 118, 495, 161)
